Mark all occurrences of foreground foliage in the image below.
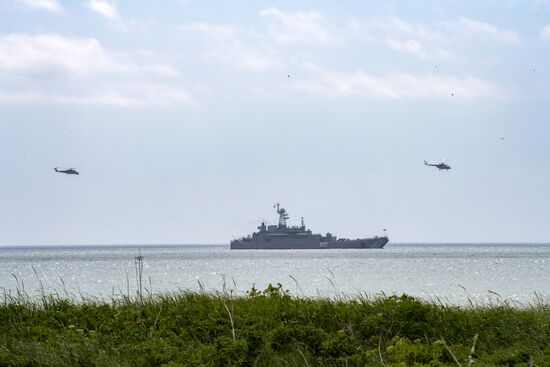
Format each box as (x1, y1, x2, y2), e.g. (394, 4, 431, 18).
(1, 285, 550, 366)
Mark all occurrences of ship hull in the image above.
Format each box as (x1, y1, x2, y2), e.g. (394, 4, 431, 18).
(230, 237, 388, 250)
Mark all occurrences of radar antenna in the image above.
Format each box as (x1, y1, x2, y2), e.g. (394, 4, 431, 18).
(273, 202, 289, 227)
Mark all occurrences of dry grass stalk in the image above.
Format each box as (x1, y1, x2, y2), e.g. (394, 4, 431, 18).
(441, 337, 462, 367)
(467, 334, 478, 367)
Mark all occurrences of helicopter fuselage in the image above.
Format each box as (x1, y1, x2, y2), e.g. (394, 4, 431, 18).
(54, 168, 79, 175)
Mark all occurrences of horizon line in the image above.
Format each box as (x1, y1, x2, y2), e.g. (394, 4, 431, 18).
(0, 242, 549, 249)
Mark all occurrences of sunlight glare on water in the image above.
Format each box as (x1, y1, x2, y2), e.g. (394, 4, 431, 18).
(1, 244, 549, 305)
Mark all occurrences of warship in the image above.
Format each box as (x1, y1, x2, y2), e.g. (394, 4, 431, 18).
(230, 204, 388, 250)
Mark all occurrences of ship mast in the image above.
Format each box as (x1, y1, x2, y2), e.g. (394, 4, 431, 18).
(273, 202, 289, 228)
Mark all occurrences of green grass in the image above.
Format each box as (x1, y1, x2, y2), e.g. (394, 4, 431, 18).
(1, 284, 550, 366)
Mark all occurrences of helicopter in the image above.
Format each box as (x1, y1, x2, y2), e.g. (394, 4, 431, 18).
(424, 160, 451, 170)
(54, 167, 79, 175)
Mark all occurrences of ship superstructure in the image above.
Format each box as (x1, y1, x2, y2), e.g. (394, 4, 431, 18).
(230, 204, 388, 249)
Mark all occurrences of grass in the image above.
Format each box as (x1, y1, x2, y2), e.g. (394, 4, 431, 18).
(1, 284, 550, 366)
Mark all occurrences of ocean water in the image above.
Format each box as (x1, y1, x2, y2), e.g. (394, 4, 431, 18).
(1, 244, 549, 305)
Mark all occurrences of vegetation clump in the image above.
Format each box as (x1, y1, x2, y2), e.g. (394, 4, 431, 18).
(1, 284, 550, 366)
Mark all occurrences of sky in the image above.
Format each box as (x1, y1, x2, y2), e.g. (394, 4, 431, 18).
(1, 0, 549, 245)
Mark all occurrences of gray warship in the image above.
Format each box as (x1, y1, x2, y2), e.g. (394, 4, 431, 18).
(230, 203, 388, 250)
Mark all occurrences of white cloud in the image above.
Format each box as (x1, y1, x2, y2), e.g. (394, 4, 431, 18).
(386, 38, 424, 56)
(180, 23, 282, 71)
(353, 16, 521, 45)
(0, 33, 127, 76)
(0, 33, 176, 77)
(260, 7, 340, 46)
(86, 0, 120, 21)
(0, 83, 193, 107)
(348, 16, 451, 59)
(438, 18, 521, 44)
(541, 24, 550, 40)
(178, 11, 521, 77)
(0, 33, 191, 107)
(290, 63, 506, 100)
(18, 0, 62, 13)
(349, 16, 520, 60)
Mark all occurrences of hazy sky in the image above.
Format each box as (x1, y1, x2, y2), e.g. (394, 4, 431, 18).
(1, 0, 549, 245)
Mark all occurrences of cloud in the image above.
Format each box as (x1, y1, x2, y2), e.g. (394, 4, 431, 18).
(86, 0, 120, 21)
(438, 18, 521, 44)
(18, 0, 62, 13)
(0, 33, 176, 77)
(290, 63, 507, 100)
(0, 33, 127, 76)
(259, 7, 340, 46)
(0, 83, 193, 107)
(541, 24, 550, 40)
(180, 23, 282, 71)
(0, 33, 191, 107)
(385, 38, 451, 60)
(178, 10, 521, 77)
(86, 1, 154, 32)
(348, 16, 451, 59)
(175, 13, 515, 103)
(349, 16, 520, 60)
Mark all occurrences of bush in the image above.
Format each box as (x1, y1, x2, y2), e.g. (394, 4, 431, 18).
(0, 287, 549, 366)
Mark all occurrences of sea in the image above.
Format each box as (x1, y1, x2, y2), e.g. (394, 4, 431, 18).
(1, 243, 549, 305)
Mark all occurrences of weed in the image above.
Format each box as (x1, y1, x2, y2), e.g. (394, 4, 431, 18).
(0, 287, 549, 366)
